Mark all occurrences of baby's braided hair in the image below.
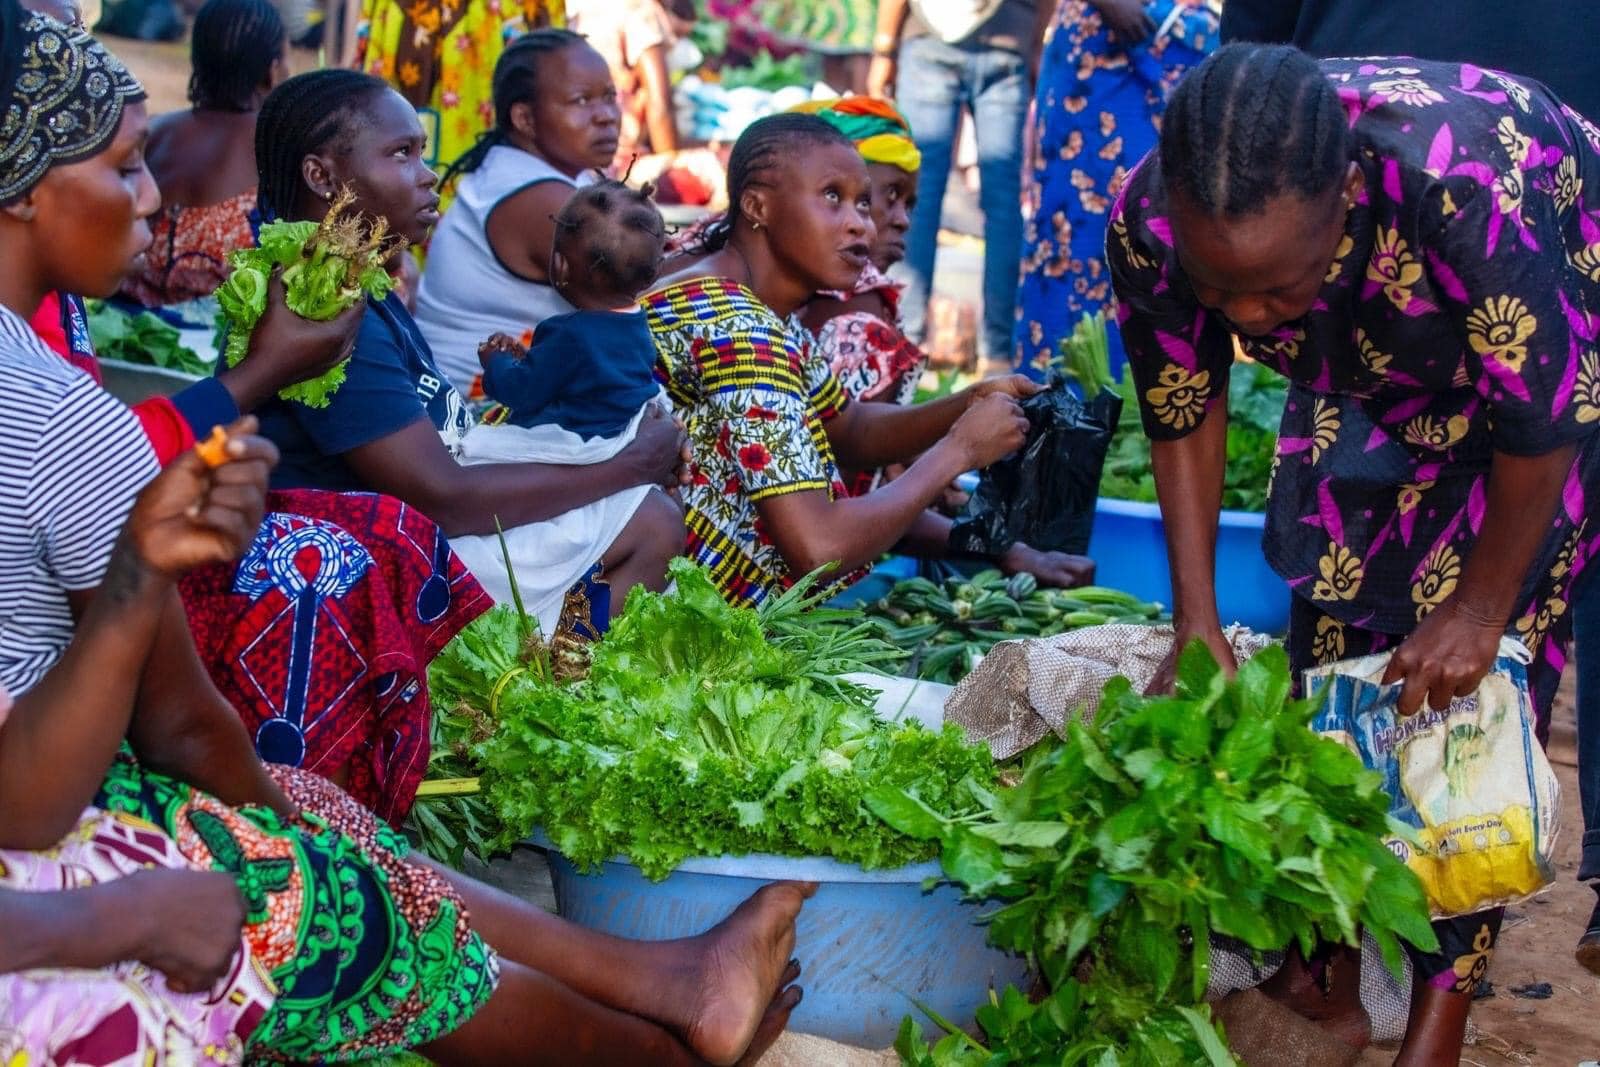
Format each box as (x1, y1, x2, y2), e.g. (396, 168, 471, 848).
(255, 69, 390, 222)
(554, 178, 665, 297)
(1160, 43, 1352, 218)
(188, 0, 284, 112)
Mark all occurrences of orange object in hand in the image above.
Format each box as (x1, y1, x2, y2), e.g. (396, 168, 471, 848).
(195, 425, 230, 468)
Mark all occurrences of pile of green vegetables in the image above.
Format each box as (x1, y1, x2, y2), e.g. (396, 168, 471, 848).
(85, 301, 209, 375)
(874, 643, 1437, 1065)
(859, 570, 1164, 684)
(215, 187, 400, 408)
(417, 560, 997, 877)
(1061, 311, 1287, 512)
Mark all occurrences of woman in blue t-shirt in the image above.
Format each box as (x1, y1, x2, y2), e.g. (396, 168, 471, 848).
(248, 69, 690, 636)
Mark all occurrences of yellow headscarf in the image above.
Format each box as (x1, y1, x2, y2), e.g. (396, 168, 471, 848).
(787, 97, 922, 175)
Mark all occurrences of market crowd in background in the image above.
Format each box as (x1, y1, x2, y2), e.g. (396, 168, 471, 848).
(3, 0, 1599, 1062)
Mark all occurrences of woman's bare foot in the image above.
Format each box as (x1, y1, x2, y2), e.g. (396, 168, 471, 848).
(681, 882, 816, 1066)
(736, 962, 805, 1067)
(1260, 944, 1372, 1049)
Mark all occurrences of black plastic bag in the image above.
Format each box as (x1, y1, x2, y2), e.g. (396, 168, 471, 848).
(947, 379, 1122, 557)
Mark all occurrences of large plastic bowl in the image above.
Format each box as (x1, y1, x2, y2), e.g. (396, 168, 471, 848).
(542, 848, 1027, 1048)
(1087, 497, 1288, 634)
(536, 673, 1023, 1047)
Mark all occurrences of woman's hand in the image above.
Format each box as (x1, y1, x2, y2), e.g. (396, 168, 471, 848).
(123, 417, 277, 579)
(114, 868, 247, 994)
(947, 393, 1030, 469)
(219, 273, 365, 413)
(969, 374, 1044, 403)
(1092, 0, 1155, 43)
(867, 54, 897, 99)
(1000, 543, 1096, 588)
(622, 404, 694, 490)
(1381, 597, 1505, 715)
(1146, 621, 1237, 695)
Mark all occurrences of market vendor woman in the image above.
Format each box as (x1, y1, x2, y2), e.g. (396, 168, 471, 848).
(1111, 44, 1600, 1065)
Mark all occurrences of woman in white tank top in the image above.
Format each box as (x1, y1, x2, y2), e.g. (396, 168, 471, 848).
(415, 29, 621, 393)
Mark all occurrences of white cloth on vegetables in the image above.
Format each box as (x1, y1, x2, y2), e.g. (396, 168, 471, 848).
(944, 622, 1273, 759)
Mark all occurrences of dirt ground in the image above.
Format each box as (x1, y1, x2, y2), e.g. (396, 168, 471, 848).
(1459, 680, 1598, 1067)
(111, 34, 1598, 1067)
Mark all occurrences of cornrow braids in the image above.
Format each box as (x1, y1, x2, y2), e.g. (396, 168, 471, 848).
(700, 112, 854, 252)
(188, 0, 283, 112)
(441, 27, 585, 186)
(255, 69, 389, 222)
(1160, 43, 1352, 218)
(555, 178, 666, 297)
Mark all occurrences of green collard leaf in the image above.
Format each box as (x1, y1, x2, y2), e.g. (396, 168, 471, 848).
(970, 820, 1068, 849)
(1216, 715, 1276, 783)
(941, 830, 1008, 896)
(1175, 638, 1226, 701)
(1068, 721, 1134, 792)
(1174, 1006, 1237, 1067)
(864, 787, 948, 841)
(1087, 871, 1128, 918)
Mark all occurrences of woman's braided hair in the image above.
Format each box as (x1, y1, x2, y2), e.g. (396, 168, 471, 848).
(1160, 43, 1352, 218)
(255, 69, 390, 221)
(698, 112, 854, 252)
(188, 0, 284, 112)
(441, 27, 585, 186)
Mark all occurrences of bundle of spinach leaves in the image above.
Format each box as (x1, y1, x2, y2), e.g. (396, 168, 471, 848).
(873, 643, 1437, 1066)
(85, 300, 210, 376)
(421, 560, 996, 877)
(1060, 312, 1286, 512)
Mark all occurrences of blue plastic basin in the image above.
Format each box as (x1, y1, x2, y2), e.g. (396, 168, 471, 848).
(1086, 497, 1288, 634)
(540, 847, 1028, 1048)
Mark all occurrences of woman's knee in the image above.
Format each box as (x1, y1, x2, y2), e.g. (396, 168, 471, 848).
(636, 489, 687, 559)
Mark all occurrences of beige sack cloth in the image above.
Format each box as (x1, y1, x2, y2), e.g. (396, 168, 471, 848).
(944, 623, 1275, 760)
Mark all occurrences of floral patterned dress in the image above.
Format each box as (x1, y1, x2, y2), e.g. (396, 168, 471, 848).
(1014, 0, 1218, 379)
(1109, 57, 1600, 991)
(355, 0, 563, 174)
(645, 277, 861, 605)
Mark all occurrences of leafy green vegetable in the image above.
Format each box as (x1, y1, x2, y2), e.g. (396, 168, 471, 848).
(216, 187, 401, 408)
(875, 643, 1437, 1065)
(418, 560, 994, 877)
(1060, 311, 1287, 512)
(718, 49, 813, 91)
(85, 301, 210, 375)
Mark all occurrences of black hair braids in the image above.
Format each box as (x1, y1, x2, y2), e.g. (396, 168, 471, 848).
(699, 112, 854, 252)
(441, 27, 585, 186)
(255, 69, 390, 222)
(1160, 43, 1352, 218)
(188, 0, 284, 112)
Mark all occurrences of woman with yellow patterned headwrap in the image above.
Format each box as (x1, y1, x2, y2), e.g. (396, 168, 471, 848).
(795, 97, 1098, 590)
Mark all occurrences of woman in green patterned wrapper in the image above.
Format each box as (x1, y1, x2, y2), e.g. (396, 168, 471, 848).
(0, 6, 812, 1063)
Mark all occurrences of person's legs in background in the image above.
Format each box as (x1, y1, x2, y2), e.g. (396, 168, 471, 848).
(1572, 563, 1600, 972)
(894, 35, 965, 348)
(969, 45, 1029, 373)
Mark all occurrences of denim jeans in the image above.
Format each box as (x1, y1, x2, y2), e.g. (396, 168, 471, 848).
(893, 34, 1029, 364)
(1574, 563, 1600, 883)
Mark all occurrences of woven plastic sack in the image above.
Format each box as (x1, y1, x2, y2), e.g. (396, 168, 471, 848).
(1304, 639, 1560, 918)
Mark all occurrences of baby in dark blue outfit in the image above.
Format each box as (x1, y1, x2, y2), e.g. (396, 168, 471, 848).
(477, 179, 666, 439)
